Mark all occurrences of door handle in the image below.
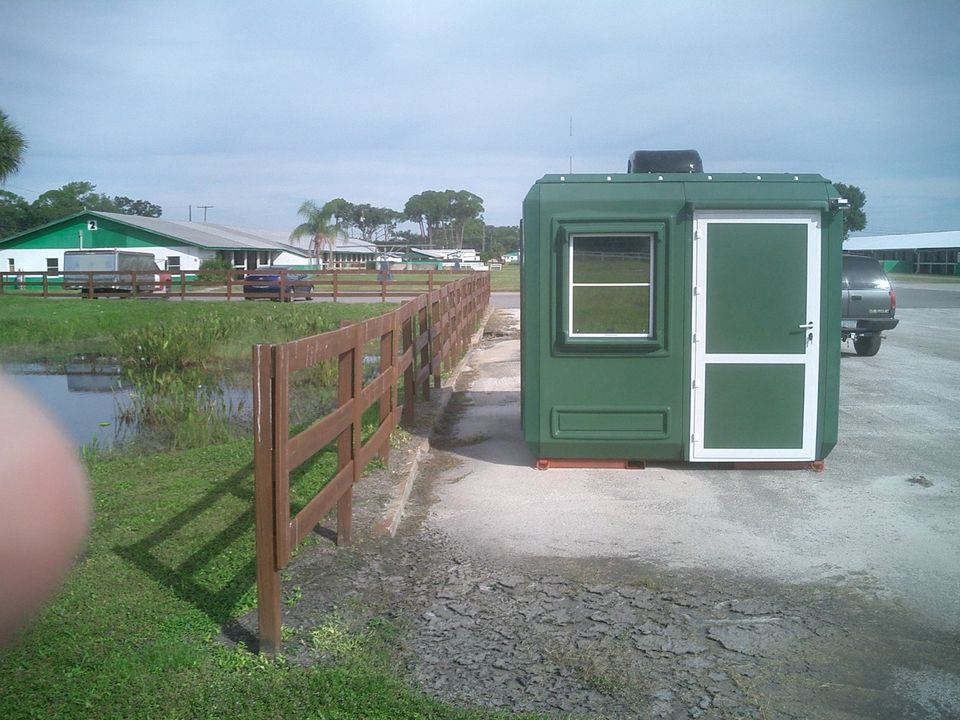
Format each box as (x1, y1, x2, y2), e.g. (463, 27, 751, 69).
(798, 321, 815, 330)
(851, 294, 862, 301)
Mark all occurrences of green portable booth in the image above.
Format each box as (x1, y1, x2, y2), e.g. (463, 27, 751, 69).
(521, 152, 845, 466)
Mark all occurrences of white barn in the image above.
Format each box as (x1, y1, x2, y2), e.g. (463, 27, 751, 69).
(0, 211, 378, 274)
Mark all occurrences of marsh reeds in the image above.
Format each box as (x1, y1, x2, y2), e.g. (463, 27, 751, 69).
(116, 318, 246, 450)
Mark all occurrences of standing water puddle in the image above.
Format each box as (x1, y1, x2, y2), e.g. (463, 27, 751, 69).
(5, 353, 383, 450)
(4, 357, 252, 449)
(5, 358, 132, 449)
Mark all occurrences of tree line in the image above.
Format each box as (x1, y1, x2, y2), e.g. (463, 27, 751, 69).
(291, 192, 520, 261)
(0, 181, 162, 238)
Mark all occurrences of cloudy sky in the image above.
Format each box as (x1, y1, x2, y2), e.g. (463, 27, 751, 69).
(2, 0, 958, 234)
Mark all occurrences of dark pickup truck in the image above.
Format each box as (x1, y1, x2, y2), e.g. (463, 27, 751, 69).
(842, 254, 899, 356)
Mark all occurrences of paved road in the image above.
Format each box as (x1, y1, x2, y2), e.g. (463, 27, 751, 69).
(490, 291, 520, 309)
(895, 281, 960, 309)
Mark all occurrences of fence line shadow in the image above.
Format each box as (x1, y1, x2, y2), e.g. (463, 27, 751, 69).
(113, 460, 258, 627)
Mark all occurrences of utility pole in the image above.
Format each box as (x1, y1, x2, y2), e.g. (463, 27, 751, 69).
(197, 205, 214, 222)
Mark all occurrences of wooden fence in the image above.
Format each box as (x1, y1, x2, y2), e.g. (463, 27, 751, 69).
(252, 272, 490, 654)
(0, 268, 475, 302)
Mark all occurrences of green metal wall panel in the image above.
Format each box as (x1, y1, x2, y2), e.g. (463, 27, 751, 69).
(703, 364, 805, 449)
(816, 205, 844, 459)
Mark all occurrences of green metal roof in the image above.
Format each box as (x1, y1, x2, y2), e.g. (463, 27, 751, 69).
(0, 211, 311, 256)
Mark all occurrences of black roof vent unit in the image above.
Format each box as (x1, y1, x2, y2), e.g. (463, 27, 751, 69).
(627, 149, 703, 174)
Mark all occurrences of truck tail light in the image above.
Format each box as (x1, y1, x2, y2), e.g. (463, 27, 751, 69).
(890, 287, 897, 312)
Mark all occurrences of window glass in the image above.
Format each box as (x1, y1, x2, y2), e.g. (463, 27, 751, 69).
(46, 257, 59, 273)
(843, 255, 888, 290)
(569, 234, 653, 338)
(167, 256, 181, 271)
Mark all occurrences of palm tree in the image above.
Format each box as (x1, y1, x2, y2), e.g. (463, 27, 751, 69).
(289, 200, 340, 267)
(0, 109, 27, 184)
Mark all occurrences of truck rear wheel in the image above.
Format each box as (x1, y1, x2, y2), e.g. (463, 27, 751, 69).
(854, 333, 882, 357)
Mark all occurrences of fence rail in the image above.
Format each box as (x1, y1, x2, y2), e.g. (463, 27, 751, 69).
(252, 272, 490, 654)
(0, 268, 477, 301)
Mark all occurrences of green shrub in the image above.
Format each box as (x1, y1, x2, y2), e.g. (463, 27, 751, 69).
(196, 257, 236, 283)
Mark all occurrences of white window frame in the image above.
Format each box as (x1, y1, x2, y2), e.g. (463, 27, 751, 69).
(46, 257, 59, 273)
(567, 232, 654, 339)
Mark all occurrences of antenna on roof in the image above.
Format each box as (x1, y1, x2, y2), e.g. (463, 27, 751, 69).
(197, 205, 214, 223)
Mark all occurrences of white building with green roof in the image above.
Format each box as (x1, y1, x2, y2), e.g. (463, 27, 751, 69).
(0, 211, 377, 275)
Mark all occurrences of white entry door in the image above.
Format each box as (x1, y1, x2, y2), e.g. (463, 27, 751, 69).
(690, 211, 821, 461)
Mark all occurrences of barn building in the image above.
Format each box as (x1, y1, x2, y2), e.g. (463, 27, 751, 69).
(0, 211, 378, 275)
(844, 231, 960, 276)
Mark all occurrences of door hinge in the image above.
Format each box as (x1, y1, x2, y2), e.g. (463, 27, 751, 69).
(694, 229, 702, 241)
(692, 333, 699, 343)
(693, 285, 700, 296)
(691, 433, 697, 443)
(692, 379, 699, 389)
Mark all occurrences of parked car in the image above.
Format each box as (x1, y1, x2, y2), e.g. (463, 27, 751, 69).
(842, 254, 898, 356)
(242, 268, 314, 301)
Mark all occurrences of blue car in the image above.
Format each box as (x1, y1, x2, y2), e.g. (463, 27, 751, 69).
(243, 268, 314, 301)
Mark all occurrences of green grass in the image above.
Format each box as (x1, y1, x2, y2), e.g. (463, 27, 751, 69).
(0, 296, 391, 364)
(0, 439, 539, 720)
(573, 257, 650, 284)
(489, 264, 519, 292)
(572, 286, 651, 335)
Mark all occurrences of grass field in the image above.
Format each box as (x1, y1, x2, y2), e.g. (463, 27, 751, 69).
(489, 265, 520, 292)
(0, 296, 391, 364)
(0, 440, 535, 720)
(0, 295, 536, 719)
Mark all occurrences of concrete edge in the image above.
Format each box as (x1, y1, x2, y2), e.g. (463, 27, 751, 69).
(377, 302, 497, 536)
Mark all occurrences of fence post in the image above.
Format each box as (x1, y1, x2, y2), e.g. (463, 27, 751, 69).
(253, 344, 282, 656)
(418, 303, 431, 401)
(433, 294, 443, 389)
(378, 326, 394, 464)
(402, 311, 415, 425)
(333, 270, 339, 302)
(336, 334, 354, 546)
